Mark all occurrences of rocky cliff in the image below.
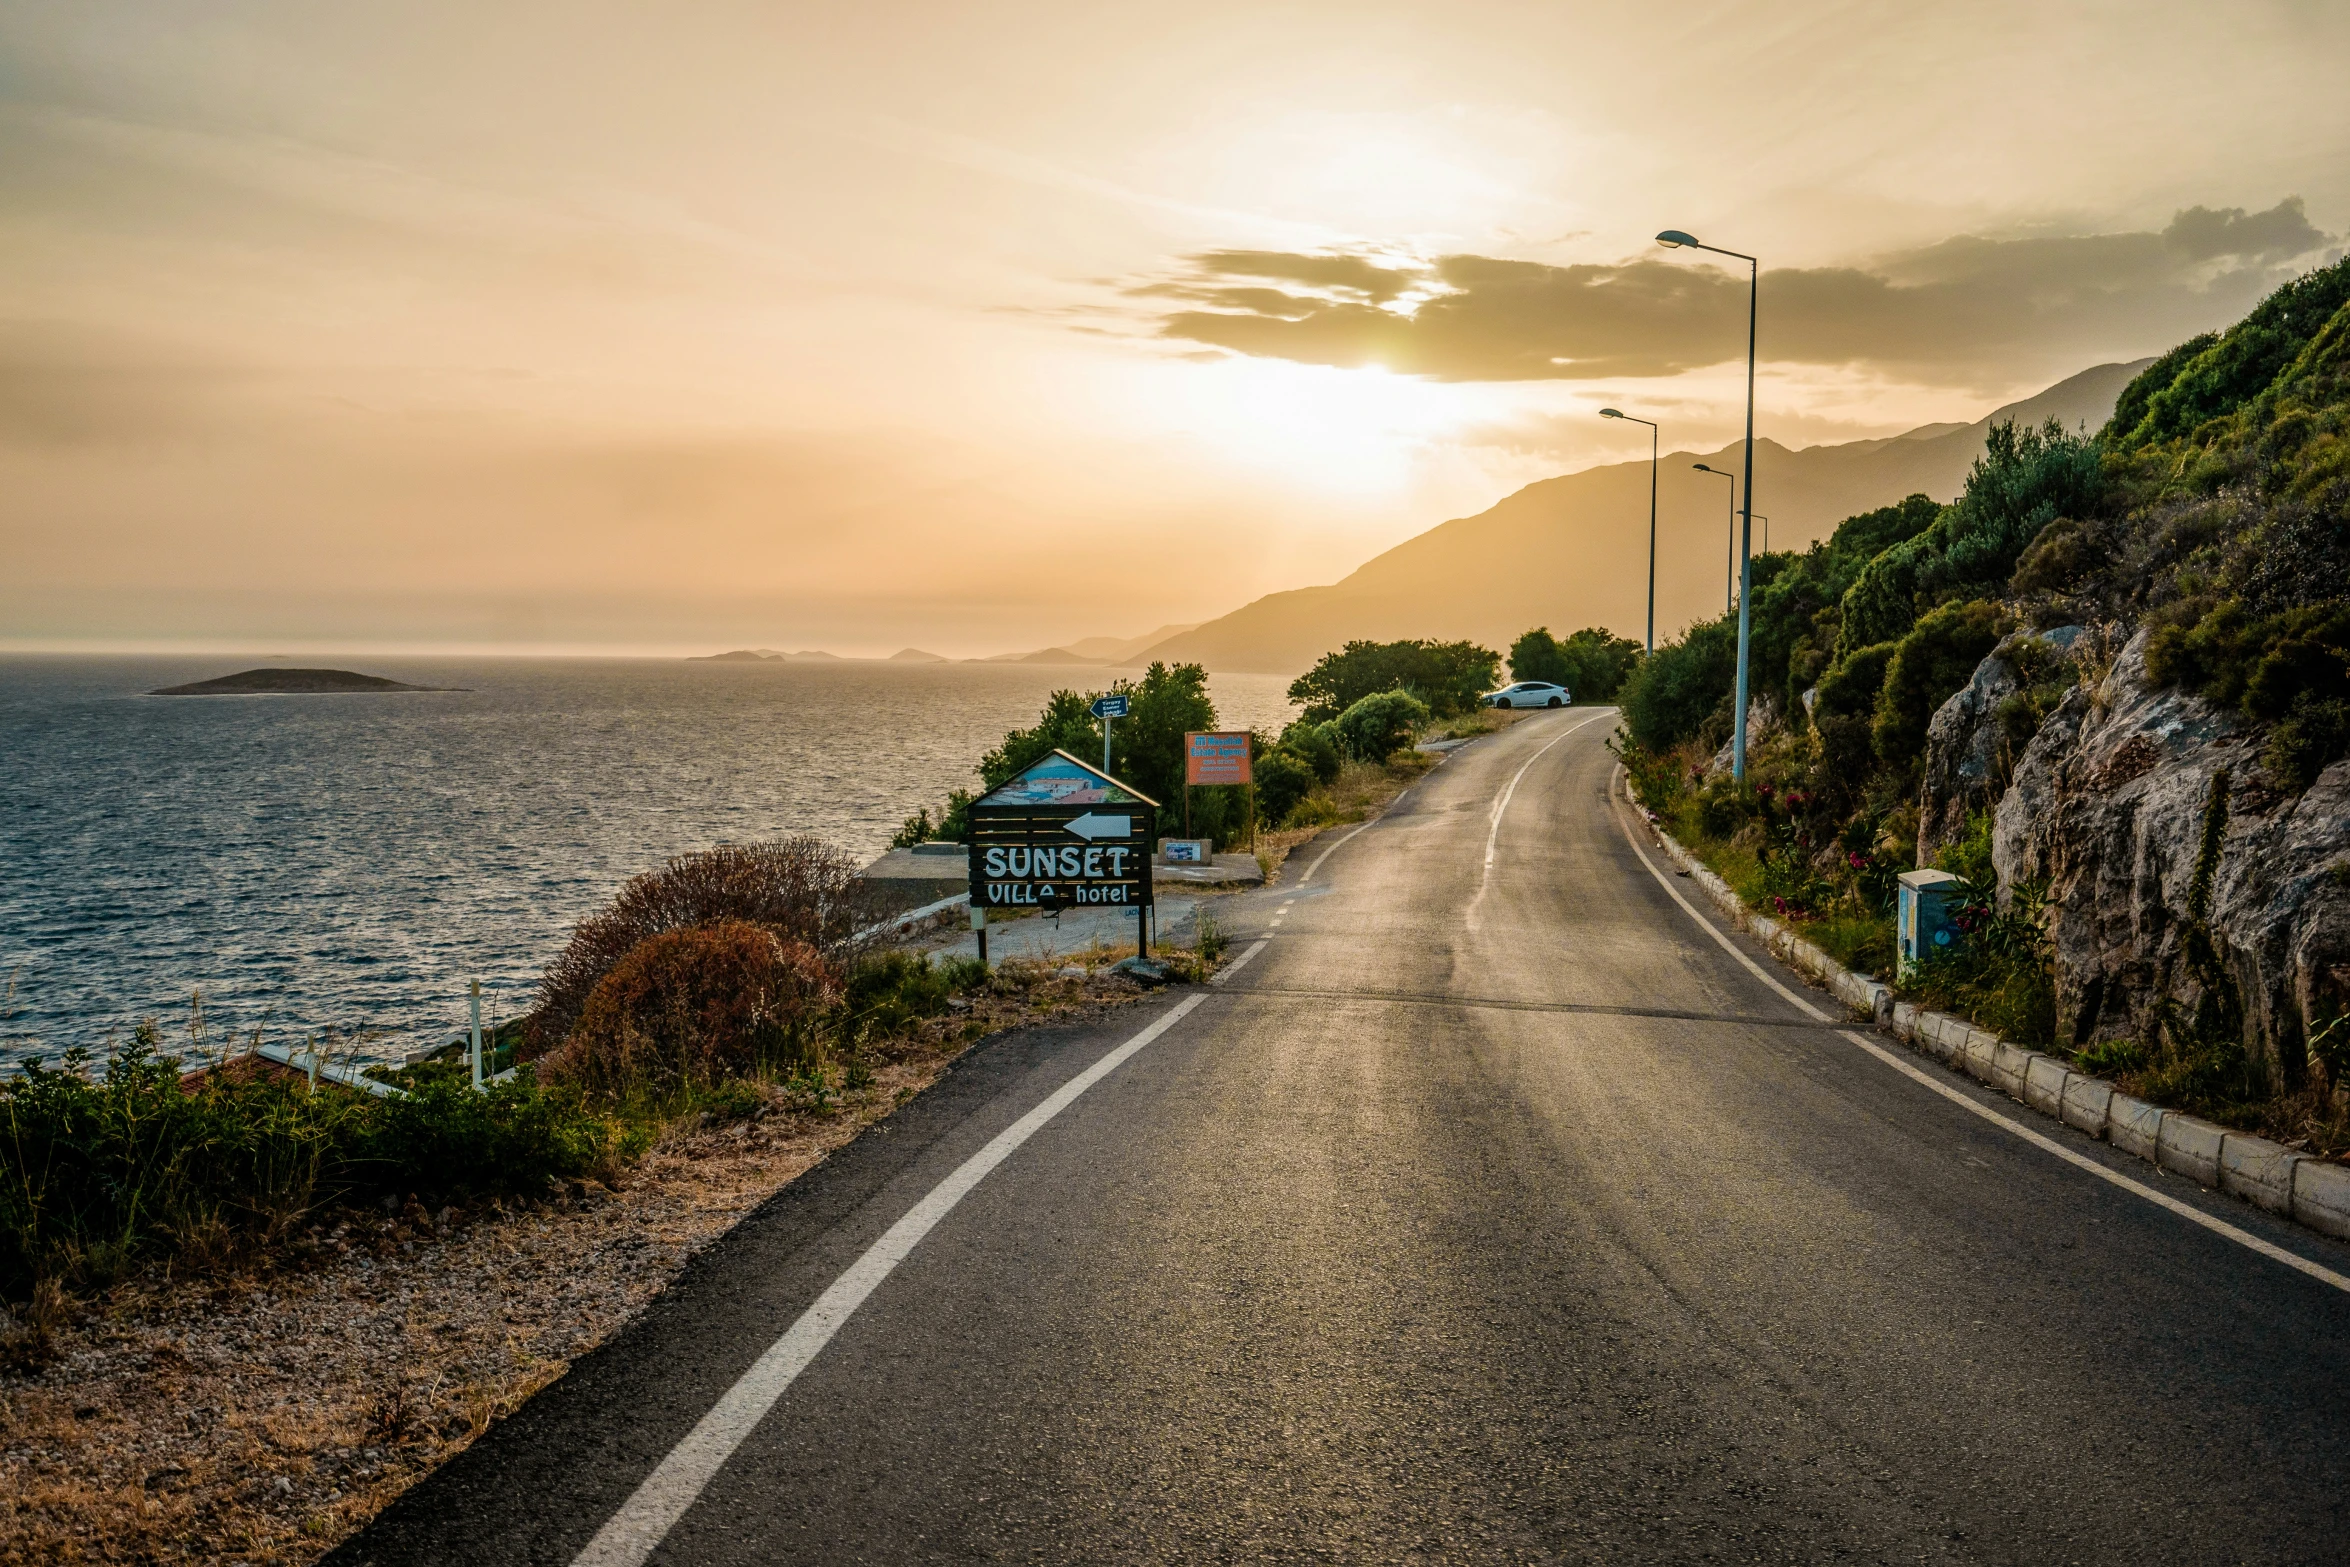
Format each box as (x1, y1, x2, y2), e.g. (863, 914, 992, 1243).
(1949, 629, 2350, 1088)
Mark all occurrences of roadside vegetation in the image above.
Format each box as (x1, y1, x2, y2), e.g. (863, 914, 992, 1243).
(0, 832, 1225, 1365)
(1619, 254, 2350, 1153)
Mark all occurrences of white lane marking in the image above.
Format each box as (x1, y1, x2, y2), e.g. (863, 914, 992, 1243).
(1604, 764, 2350, 1298)
(1465, 710, 1612, 929)
(1296, 822, 1372, 885)
(1485, 712, 1610, 870)
(572, 993, 1210, 1567)
(1211, 939, 1269, 984)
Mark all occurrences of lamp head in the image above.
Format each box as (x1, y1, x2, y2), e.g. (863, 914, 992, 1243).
(1693, 463, 1715, 473)
(1656, 230, 1699, 249)
(1599, 408, 1623, 419)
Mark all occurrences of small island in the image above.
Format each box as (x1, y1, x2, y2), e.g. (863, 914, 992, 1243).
(149, 668, 462, 696)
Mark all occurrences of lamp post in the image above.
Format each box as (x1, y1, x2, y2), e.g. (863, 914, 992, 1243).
(1752, 514, 1769, 554)
(1600, 408, 1659, 654)
(1659, 228, 1758, 782)
(1693, 463, 1735, 616)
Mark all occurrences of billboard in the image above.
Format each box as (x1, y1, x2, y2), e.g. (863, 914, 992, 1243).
(1185, 730, 1252, 786)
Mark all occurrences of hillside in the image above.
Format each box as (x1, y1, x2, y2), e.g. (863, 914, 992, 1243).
(1137, 362, 2148, 674)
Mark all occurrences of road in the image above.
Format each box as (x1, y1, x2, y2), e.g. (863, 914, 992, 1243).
(332, 708, 2350, 1565)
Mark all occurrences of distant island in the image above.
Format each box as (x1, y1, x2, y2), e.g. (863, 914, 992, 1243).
(149, 668, 461, 696)
(689, 648, 855, 662)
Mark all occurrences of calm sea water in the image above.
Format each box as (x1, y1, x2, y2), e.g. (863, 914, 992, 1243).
(0, 656, 1297, 1069)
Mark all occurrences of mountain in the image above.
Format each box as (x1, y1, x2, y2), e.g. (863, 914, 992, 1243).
(691, 649, 780, 661)
(888, 647, 947, 662)
(979, 623, 1203, 666)
(1135, 361, 2151, 675)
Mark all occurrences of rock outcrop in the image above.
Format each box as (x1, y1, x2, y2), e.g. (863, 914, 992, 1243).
(1981, 629, 2350, 1086)
(1917, 626, 2086, 865)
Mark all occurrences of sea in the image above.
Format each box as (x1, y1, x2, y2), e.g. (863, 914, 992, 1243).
(0, 655, 1298, 1071)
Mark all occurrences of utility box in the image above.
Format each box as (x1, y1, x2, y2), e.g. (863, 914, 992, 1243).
(1897, 868, 1966, 979)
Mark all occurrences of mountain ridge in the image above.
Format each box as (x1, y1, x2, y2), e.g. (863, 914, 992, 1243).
(1131, 360, 2150, 675)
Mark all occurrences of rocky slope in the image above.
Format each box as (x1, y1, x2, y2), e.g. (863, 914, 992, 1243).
(1981, 630, 2350, 1085)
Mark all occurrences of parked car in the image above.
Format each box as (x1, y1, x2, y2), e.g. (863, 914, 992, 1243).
(1485, 681, 1572, 708)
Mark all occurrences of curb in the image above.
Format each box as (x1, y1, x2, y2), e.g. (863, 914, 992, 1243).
(1628, 794, 2350, 1246)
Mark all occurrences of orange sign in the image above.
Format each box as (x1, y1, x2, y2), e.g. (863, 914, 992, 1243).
(1185, 730, 1252, 786)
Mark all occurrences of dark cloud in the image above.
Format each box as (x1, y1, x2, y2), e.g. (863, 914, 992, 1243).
(1141, 198, 2339, 383)
(2164, 196, 2329, 261)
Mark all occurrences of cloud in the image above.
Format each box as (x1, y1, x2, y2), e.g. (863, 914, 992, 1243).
(1138, 198, 2340, 383)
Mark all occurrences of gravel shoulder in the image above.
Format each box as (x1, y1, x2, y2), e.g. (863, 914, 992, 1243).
(0, 970, 1169, 1566)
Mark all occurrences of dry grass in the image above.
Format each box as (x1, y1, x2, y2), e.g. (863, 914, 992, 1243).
(0, 961, 1198, 1566)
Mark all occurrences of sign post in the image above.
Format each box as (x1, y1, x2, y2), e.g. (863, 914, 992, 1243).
(1184, 731, 1253, 853)
(967, 750, 1160, 959)
(1090, 692, 1129, 779)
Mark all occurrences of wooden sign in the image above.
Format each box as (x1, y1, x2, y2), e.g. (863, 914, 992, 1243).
(1185, 730, 1252, 786)
(966, 750, 1158, 912)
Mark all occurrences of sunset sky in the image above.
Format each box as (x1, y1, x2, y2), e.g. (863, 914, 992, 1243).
(4, 1, 2346, 658)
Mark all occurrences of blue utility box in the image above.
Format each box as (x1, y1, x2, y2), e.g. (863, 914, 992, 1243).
(1897, 869, 1965, 979)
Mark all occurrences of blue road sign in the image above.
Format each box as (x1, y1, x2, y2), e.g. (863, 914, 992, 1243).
(1090, 694, 1130, 719)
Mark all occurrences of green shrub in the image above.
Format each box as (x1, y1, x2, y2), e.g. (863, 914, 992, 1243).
(1253, 746, 1319, 826)
(1278, 720, 1342, 784)
(2111, 254, 2350, 449)
(1617, 617, 1736, 751)
(1, 1029, 616, 1300)
(1872, 599, 2004, 772)
(1812, 641, 1897, 722)
(1330, 689, 1430, 762)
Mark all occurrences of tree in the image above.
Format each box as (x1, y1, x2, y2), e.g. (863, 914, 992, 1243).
(981, 690, 1099, 790)
(1331, 690, 1430, 762)
(1617, 618, 1737, 752)
(1510, 627, 1568, 684)
(1288, 639, 1500, 722)
(1556, 628, 1643, 703)
(1113, 661, 1218, 832)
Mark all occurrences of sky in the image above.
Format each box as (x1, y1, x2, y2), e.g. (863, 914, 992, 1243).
(3, 1, 2346, 658)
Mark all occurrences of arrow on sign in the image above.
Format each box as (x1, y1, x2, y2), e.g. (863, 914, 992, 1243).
(1062, 812, 1132, 841)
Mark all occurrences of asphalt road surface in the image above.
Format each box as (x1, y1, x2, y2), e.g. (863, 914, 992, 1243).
(332, 709, 2350, 1565)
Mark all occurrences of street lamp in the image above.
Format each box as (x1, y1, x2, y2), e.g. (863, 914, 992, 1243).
(1752, 514, 1769, 554)
(1600, 407, 1659, 654)
(1659, 228, 1759, 781)
(1693, 463, 1735, 616)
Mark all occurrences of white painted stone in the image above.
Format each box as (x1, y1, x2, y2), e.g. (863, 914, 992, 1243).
(2060, 1074, 2114, 1137)
(2022, 1054, 2070, 1116)
(2292, 1160, 2350, 1241)
(2218, 1133, 2303, 1216)
(2108, 1093, 2166, 1159)
(2157, 1114, 2226, 1187)
(1992, 1040, 2037, 1099)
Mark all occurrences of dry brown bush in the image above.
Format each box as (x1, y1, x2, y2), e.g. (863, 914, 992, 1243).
(542, 921, 841, 1102)
(532, 837, 860, 1050)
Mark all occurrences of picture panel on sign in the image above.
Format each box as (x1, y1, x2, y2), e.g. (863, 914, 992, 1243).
(1185, 730, 1252, 786)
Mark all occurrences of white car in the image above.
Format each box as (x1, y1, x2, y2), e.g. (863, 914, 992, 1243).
(1486, 681, 1572, 708)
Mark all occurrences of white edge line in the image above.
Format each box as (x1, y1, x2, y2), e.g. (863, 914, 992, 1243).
(1838, 1026, 2350, 1294)
(1210, 939, 1270, 985)
(1606, 763, 2350, 1298)
(572, 991, 1210, 1567)
(1296, 822, 1371, 885)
